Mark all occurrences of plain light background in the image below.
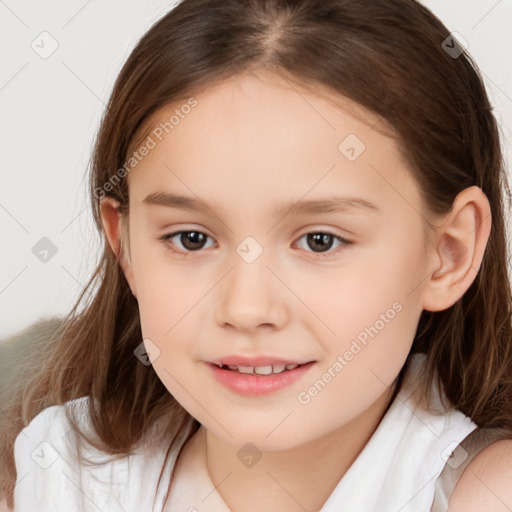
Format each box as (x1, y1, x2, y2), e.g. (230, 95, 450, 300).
(1, 0, 511, 340)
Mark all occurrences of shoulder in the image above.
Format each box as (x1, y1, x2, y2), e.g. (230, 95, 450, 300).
(13, 399, 185, 510)
(14, 398, 86, 460)
(13, 398, 91, 509)
(448, 439, 512, 511)
(14, 397, 89, 461)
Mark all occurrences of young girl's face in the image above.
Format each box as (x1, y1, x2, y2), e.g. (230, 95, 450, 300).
(122, 70, 436, 449)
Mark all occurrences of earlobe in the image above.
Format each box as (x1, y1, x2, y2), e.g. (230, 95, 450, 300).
(422, 186, 491, 312)
(99, 197, 138, 299)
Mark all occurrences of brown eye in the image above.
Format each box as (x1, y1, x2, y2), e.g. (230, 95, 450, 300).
(306, 233, 335, 252)
(161, 231, 214, 253)
(295, 232, 352, 258)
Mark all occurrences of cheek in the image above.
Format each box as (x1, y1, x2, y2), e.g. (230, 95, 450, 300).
(136, 277, 199, 347)
(134, 268, 203, 406)
(128, 232, 198, 332)
(298, 230, 424, 383)
(297, 234, 424, 336)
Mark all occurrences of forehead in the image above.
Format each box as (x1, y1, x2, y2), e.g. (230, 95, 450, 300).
(127, 71, 422, 220)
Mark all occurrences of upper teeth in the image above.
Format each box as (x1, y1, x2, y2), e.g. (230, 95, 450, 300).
(220, 364, 300, 374)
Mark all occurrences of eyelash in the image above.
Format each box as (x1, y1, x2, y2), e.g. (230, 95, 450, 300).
(159, 230, 353, 259)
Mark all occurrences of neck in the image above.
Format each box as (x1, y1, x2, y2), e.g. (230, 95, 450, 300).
(204, 383, 397, 512)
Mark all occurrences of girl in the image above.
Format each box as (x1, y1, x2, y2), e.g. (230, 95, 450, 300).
(2, 0, 512, 510)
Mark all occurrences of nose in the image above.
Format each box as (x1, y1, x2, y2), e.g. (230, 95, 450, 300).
(214, 251, 290, 333)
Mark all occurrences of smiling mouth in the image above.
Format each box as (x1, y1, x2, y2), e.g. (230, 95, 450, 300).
(207, 361, 316, 396)
(212, 362, 309, 375)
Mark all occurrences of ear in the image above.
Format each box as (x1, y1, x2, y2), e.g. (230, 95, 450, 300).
(421, 186, 491, 312)
(99, 197, 137, 299)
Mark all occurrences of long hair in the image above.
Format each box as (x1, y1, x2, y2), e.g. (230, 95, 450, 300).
(2, 0, 511, 508)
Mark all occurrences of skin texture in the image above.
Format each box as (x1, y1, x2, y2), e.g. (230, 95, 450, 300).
(100, 70, 492, 511)
(447, 439, 512, 511)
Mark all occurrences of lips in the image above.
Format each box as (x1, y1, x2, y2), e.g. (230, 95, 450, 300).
(213, 362, 303, 375)
(208, 355, 313, 367)
(207, 360, 316, 396)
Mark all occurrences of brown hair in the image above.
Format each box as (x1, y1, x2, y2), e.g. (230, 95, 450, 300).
(2, 0, 511, 508)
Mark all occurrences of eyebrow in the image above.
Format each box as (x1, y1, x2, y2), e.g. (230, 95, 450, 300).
(142, 192, 379, 217)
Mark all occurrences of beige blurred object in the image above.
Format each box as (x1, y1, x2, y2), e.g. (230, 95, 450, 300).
(0, 317, 63, 413)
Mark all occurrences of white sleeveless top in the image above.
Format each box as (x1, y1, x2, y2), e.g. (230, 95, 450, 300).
(13, 353, 477, 511)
